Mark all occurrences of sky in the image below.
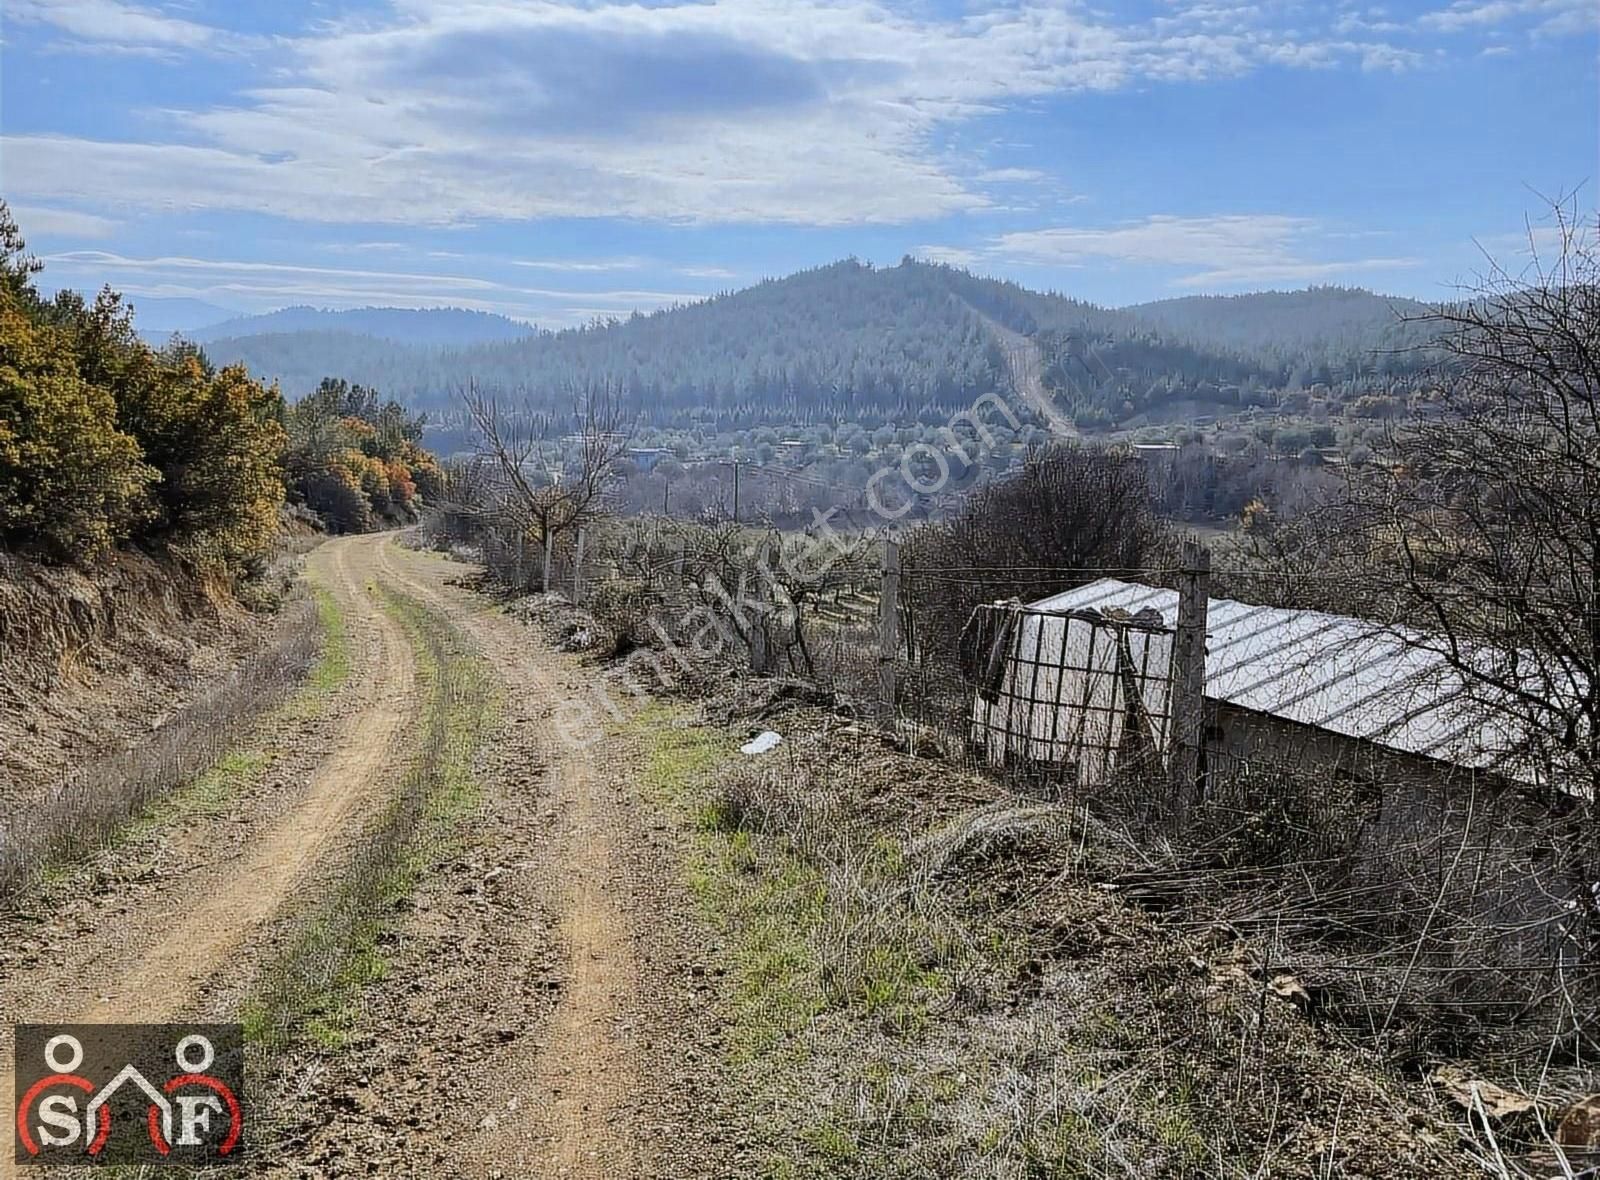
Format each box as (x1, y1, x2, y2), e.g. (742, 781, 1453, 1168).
(1, 0, 1596, 329)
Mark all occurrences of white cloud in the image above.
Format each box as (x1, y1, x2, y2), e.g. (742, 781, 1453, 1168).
(6, 203, 121, 239)
(966, 214, 1420, 286)
(38, 250, 711, 324)
(511, 258, 646, 273)
(913, 245, 982, 267)
(7, 0, 244, 52)
(1474, 220, 1596, 267)
(1420, 0, 1597, 35)
(975, 168, 1050, 183)
(324, 241, 409, 254)
(1170, 257, 1419, 286)
(3, 0, 1444, 229)
(1422, 0, 1520, 30)
(1358, 43, 1425, 70)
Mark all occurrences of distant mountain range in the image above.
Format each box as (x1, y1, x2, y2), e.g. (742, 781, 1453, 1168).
(80, 294, 236, 337)
(185, 305, 534, 347)
(161, 261, 1441, 427)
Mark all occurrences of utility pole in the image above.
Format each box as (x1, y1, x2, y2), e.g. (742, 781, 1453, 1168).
(748, 539, 771, 676)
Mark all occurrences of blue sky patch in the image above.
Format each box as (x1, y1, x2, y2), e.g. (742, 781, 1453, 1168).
(2, 0, 1595, 325)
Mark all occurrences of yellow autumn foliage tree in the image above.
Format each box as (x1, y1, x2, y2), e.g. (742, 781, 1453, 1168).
(0, 202, 287, 572)
(0, 289, 157, 559)
(284, 378, 440, 533)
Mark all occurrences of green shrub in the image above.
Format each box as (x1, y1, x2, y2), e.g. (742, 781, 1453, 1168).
(0, 203, 446, 566)
(0, 291, 156, 560)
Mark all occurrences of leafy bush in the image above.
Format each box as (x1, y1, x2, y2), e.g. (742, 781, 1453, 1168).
(0, 278, 157, 559)
(0, 202, 441, 567)
(299, 465, 375, 534)
(117, 350, 287, 566)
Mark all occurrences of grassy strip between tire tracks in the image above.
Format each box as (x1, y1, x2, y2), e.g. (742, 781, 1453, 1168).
(241, 584, 498, 1052)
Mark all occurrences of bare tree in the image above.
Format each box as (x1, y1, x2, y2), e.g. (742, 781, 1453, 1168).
(1234, 203, 1600, 799)
(459, 382, 633, 550)
(900, 445, 1170, 669)
(1364, 204, 1600, 797)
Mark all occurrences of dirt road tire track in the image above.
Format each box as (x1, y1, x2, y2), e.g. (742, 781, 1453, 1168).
(91, 537, 418, 1021)
(371, 542, 642, 1177)
(298, 540, 746, 1179)
(0, 535, 421, 1178)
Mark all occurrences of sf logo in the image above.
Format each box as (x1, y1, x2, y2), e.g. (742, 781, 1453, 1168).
(15, 1031, 242, 1162)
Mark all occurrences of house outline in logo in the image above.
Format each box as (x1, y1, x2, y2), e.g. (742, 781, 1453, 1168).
(84, 1064, 173, 1156)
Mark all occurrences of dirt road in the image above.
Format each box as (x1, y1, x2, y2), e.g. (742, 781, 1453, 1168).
(978, 311, 1079, 437)
(1, 536, 737, 1178)
(0, 537, 419, 1172)
(303, 541, 738, 1178)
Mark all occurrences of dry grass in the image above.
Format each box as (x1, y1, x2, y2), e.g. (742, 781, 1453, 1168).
(637, 704, 1489, 1179)
(0, 589, 335, 901)
(1088, 754, 1600, 1111)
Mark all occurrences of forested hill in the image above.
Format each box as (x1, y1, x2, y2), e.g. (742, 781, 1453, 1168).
(196, 260, 1444, 427)
(1129, 288, 1435, 361)
(439, 260, 1018, 424)
(203, 260, 1025, 420)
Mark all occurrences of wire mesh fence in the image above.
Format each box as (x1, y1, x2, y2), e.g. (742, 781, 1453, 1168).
(966, 603, 1175, 784)
(423, 507, 1600, 1074)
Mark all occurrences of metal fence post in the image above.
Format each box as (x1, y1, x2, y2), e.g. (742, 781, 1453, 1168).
(542, 529, 553, 594)
(574, 527, 586, 603)
(879, 539, 900, 725)
(1169, 540, 1211, 805)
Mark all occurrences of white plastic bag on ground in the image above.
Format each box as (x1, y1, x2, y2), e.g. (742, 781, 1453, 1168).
(740, 731, 782, 755)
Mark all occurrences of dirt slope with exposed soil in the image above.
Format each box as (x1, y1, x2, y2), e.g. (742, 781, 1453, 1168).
(0, 549, 276, 814)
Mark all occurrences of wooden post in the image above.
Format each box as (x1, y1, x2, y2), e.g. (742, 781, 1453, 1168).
(542, 529, 554, 594)
(514, 534, 525, 590)
(731, 461, 741, 523)
(574, 527, 586, 603)
(747, 541, 770, 676)
(878, 539, 900, 726)
(1169, 539, 1211, 805)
